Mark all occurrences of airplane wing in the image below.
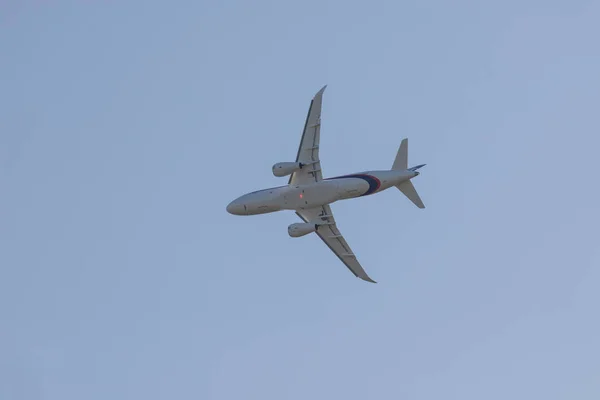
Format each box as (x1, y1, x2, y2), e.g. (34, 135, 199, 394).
(296, 205, 377, 283)
(289, 85, 327, 185)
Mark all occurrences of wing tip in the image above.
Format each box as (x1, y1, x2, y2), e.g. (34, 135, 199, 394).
(359, 275, 377, 284)
(315, 84, 327, 97)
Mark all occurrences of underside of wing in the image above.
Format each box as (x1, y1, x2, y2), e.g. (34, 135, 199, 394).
(289, 86, 326, 185)
(296, 205, 376, 283)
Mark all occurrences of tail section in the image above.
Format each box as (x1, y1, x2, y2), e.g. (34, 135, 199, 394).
(392, 138, 408, 170)
(396, 181, 425, 208)
(391, 138, 426, 209)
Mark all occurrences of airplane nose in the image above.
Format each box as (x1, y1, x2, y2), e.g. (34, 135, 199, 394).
(226, 201, 246, 215)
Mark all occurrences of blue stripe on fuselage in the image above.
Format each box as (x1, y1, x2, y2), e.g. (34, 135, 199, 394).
(326, 174, 381, 196)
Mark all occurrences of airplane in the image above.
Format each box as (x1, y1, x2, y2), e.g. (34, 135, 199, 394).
(226, 85, 426, 283)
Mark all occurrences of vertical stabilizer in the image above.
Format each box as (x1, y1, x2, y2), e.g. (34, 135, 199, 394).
(392, 138, 408, 170)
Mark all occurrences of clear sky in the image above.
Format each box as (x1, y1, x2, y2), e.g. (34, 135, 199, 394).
(2, 1, 599, 399)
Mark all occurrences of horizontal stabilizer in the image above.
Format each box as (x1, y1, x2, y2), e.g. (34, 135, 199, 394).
(408, 164, 426, 172)
(396, 180, 425, 209)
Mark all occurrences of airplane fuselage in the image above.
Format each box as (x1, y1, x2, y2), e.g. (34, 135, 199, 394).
(226, 169, 419, 216)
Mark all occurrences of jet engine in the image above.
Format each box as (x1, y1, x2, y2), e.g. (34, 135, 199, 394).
(272, 161, 303, 177)
(288, 222, 317, 238)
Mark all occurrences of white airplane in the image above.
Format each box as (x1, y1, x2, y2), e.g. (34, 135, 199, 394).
(226, 86, 426, 283)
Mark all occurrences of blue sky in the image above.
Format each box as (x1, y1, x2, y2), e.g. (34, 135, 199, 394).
(1, 1, 599, 398)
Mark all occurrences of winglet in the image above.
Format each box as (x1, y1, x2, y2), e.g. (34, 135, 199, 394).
(315, 85, 327, 98)
(355, 268, 377, 283)
(359, 274, 377, 284)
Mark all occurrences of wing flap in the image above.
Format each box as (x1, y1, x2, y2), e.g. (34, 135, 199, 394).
(296, 206, 376, 283)
(289, 86, 327, 185)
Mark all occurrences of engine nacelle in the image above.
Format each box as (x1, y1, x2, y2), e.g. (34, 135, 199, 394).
(288, 222, 317, 238)
(272, 161, 303, 177)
